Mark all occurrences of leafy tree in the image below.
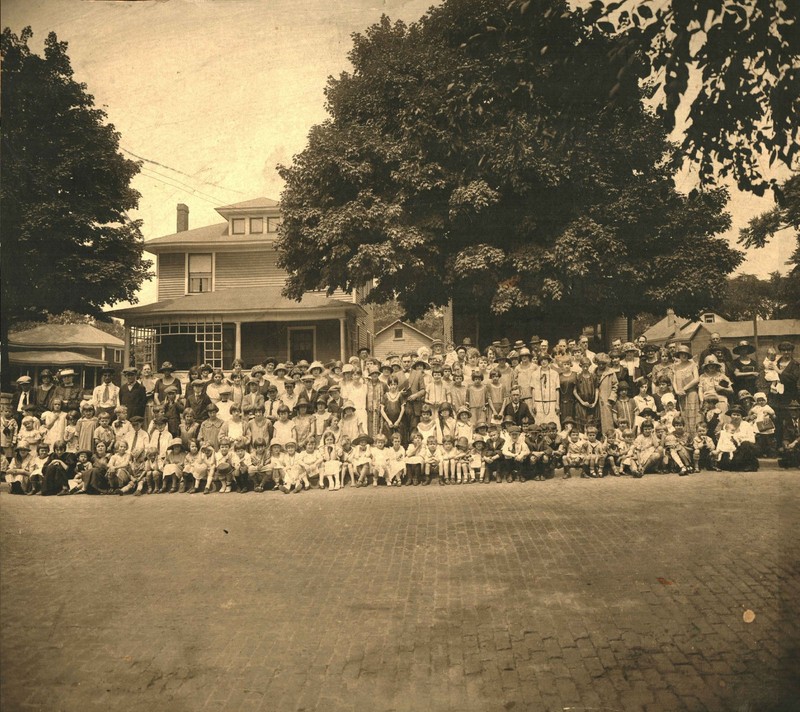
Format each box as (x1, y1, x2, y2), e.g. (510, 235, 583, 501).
(10, 311, 125, 341)
(510, 0, 800, 196)
(1, 27, 152, 388)
(277, 0, 740, 341)
(372, 301, 445, 342)
(737, 173, 800, 316)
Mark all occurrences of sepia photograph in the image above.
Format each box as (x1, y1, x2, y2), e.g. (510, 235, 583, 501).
(1, 0, 798, 710)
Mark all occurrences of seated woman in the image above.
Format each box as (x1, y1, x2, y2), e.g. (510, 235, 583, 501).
(715, 405, 759, 472)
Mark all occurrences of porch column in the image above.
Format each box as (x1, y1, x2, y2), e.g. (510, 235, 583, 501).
(339, 317, 346, 362)
(234, 321, 242, 361)
(123, 324, 131, 367)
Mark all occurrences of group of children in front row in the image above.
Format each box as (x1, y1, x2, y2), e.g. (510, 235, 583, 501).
(5, 391, 777, 496)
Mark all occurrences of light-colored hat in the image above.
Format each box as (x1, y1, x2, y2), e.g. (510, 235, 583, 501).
(702, 355, 721, 368)
(341, 364, 355, 374)
(16, 375, 32, 385)
(660, 393, 675, 405)
(168, 437, 184, 450)
(309, 361, 324, 372)
(675, 344, 692, 357)
(59, 368, 76, 377)
(754, 392, 767, 400)
(342, 399, 356, 411)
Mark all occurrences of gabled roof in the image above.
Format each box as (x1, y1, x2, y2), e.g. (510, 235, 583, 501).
(216, 197, 279, 212)
(374, 319, 436, 342)
(643, 312, 727, 343)
(109, 286, 363, 318)
(698, 319, 800, 339)
(9, 323, 124, 349)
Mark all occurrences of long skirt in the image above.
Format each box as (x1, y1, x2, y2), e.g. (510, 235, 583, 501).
(42, 462, 70, 495)
(678, 389, 700, 436)
(721, 442, 760, 472)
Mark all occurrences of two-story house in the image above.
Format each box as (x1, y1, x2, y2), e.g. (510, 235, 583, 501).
(111, 198, 372, 370)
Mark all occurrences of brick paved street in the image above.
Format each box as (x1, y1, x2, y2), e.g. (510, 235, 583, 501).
(2, 470, 799, 712)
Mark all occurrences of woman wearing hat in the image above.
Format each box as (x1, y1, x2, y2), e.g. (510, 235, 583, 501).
(671, 345, 701, 435)
(731, 341, 759, 398)
(52, 369, 83, 414)
(532, 353, 562, 430)
(34, 369, 57, 417)
(154, 362, 182, 406)
(698, 355, 734, 414)
(715, 406, 759, 471)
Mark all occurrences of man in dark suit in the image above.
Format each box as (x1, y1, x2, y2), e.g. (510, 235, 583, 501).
(118, 367, 147, 420)
(403, 358, 428, 433)
(502, 386, 533, 426)
(11, 376, 35, 424)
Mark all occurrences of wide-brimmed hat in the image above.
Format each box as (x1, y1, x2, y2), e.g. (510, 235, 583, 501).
(638, 407, 657, 419)
(472, 434, 487, 448)
(341, 399, 356, 412)
(100, 366, 115, 375)
(158, 361, 175, 373)
(737, 390, 754, 400)
(353, 434, 374, 446)
(733, 340, 755, 356)
(59, 368, 76, 377)
(295, 397, 310, 410)
(674, 344, 692, 357)
(702, 355, 721, 369)
(728, 405, 745, 416)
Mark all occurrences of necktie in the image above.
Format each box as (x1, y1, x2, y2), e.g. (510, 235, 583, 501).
(103, 384, 110, 403)
(132, 431, 139, 451)
(22, 392, 28, 406)
(156, 431, 161, 453)
(512, 443, 516, 453)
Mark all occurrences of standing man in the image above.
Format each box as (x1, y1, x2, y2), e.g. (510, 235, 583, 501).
(118, 367, 147, 420)
(92, 367, 119, 418)
(12, 376, 35, 424)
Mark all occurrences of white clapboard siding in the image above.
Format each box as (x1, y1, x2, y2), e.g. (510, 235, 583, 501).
(215, 251, 287, 290)
(158, 253, 185, 300)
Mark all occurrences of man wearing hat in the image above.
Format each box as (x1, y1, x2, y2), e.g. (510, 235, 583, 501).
(403, 356, 428, 432)
(186, 378, 212, 422)
(118, 367, 147, 420)
(12, 375, 35, 424)
(772, 341, 800, 447)
(91, 367, 120, 418)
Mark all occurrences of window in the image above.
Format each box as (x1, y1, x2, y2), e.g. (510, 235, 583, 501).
(112, 349, 122, 363)
(703, 313, 715, 323)
(188, 253, 212, 293)
(249, 217, 263, 234)
(231, 218, 245, 235)
(267, 217, 283, 233)
(393, 327, 404, 340)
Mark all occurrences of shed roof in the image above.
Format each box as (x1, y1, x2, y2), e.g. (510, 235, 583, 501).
(698, 319, 800, 339)
(9, 323, 123, 349)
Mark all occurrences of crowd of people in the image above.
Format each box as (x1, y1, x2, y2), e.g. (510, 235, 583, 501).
(2, 332, 799, 496)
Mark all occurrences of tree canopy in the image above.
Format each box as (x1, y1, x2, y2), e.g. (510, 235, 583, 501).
(277, 0, 740, 336)
(1, 27, 152, 384)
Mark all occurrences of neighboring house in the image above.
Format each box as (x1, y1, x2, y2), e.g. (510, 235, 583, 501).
(110, 199, 373, 369)
(373, 320, 435, 360)
(642, 310, 728, 346)
(643, 310, 800, 360)
(8, 323, 125, 387)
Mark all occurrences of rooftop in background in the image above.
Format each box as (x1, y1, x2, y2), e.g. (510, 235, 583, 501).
(9, 323, 124, 349)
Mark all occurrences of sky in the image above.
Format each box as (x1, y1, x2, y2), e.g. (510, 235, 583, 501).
(2, 0, 793, 309)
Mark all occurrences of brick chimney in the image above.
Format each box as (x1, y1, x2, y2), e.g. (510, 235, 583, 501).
(177, 203, 189, 232)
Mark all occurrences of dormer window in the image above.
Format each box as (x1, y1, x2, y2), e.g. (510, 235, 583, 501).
(231, 218, 245, 235)
(267, 217, 282, 233)
(250, 217, 263, 234)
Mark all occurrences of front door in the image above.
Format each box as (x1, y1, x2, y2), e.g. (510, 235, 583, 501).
(288, 327, 315, 363)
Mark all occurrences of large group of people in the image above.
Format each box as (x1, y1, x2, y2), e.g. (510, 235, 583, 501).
(2, 332, 799, 497)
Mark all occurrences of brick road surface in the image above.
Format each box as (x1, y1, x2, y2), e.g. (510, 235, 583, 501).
(2, 469, 799, 712)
